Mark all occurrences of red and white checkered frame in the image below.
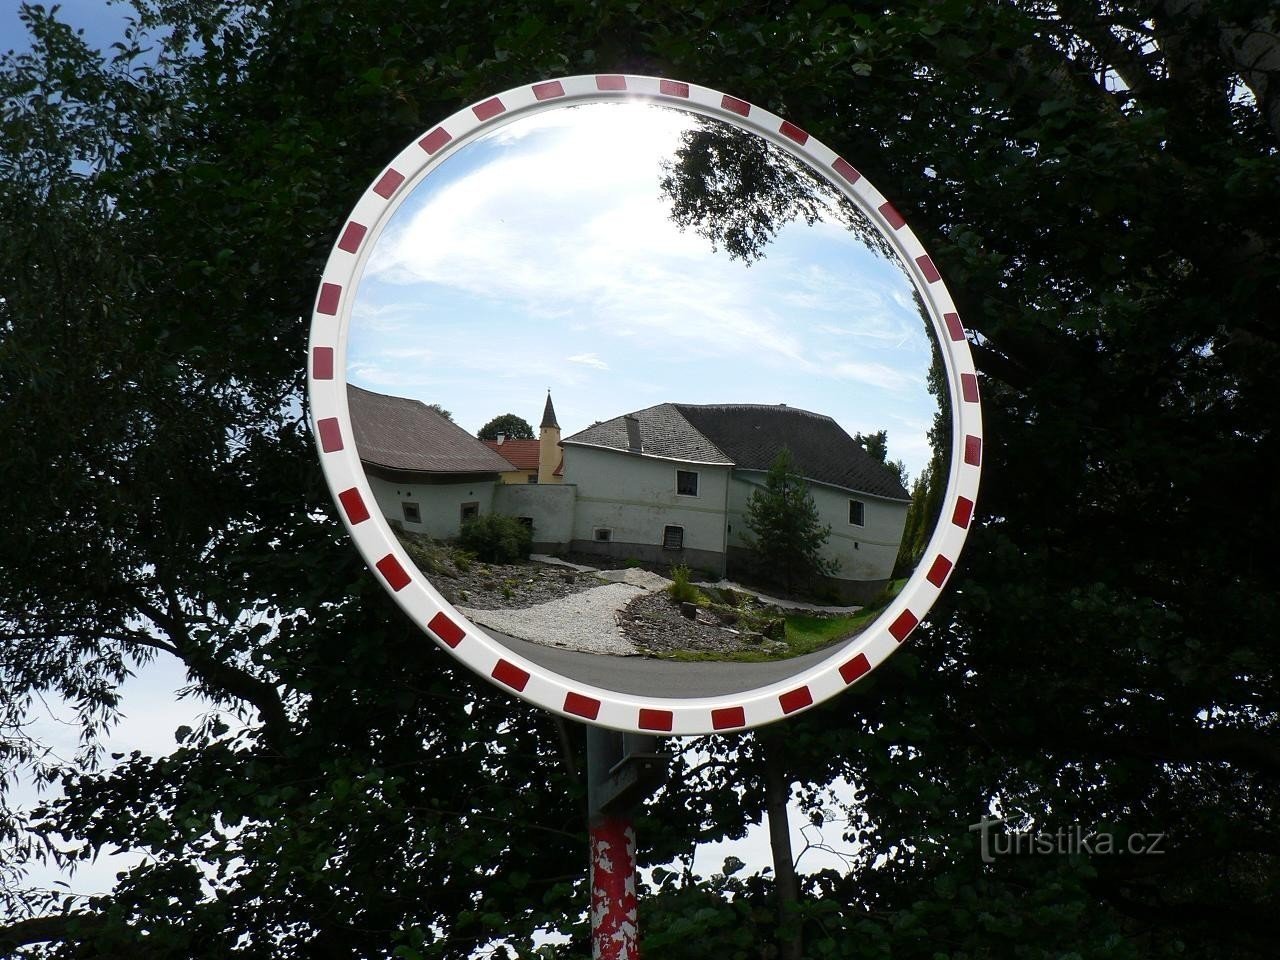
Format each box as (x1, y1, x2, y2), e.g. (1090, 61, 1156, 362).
(308, 75, 982, 735)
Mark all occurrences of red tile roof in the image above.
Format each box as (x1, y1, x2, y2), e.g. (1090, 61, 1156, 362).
(482, 438, 540, 471)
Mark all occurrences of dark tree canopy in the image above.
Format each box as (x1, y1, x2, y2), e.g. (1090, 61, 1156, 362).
(2, 0, 1279, 957)
(744, 448, 838, 592)
(854, 429, 907, 489)
(477, 413, 534, 442)
(658, 114, 894, 265)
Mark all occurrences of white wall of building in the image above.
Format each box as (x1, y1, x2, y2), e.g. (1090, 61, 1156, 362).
(563, 446, 731, 554)
(726, 472, 908, 583)
(363, 454, 907, 588)
(492, 482, 577, 547)
(365, 473, 496, 540)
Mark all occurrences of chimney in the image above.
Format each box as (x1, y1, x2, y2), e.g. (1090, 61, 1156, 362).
(624, 415, 642, 453)
(496, 432, 505, 445)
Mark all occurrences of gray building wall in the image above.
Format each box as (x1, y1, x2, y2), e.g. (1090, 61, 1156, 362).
(364, 450, 908, 602)
(726, 471, 909, 596)
(561, 445, 732, 574)
(366, 473, 496, 540)
(492, 482, 577, 551)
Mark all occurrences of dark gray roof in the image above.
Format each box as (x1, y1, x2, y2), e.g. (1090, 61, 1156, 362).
(564, 401, 910, 500)
(675, 404, 910, 500)
(540, 393, 560, 429)
(562, 403, 733, 464)
(347, 384, 513, 475)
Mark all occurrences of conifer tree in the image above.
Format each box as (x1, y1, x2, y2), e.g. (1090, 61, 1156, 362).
(744, 448, 837, 592)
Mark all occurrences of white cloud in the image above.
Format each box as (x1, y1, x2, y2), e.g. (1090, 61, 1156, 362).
(567, 352, 608, 370)
(349, 100, 944, 464)
(362, 102, 816, 367)
(828, 359, 921, 392)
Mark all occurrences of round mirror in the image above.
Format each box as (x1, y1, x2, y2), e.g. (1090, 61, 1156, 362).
(309, 76, 981, 733)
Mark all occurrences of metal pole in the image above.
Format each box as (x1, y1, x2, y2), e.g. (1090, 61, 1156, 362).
(587, 728, 667, 960)
(586, 727, 637, 959)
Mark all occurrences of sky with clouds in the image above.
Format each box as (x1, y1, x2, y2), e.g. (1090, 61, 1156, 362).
(348, 102, 942, 480)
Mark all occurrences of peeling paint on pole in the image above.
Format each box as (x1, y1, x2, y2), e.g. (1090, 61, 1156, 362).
(590, 816, 638, 959)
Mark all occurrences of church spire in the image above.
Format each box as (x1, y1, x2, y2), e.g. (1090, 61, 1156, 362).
(540, 391, 559, 429)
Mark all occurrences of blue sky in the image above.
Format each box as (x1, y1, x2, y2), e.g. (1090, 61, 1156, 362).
(0, 1, 134, 56)
(348, 101, 941, 480)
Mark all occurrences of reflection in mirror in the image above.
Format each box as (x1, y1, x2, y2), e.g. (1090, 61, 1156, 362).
(345, 101, 949, 686)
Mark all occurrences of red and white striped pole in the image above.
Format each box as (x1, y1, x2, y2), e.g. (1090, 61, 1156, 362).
(589, 813, 639, 959)
(587, 728, 665, 959)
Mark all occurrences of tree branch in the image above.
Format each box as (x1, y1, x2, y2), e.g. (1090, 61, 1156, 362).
(1158, 0, 1280, 144)
(129, 589, 291, 747)
(1054, 2, 1161, 102)
(0, 913, 106, 953)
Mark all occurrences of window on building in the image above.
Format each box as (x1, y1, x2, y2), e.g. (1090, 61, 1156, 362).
(662, 525, 684, 550)
(676, 470, 699, 496)
(517, 516, 534, 530)
(849, 499, 865, 526)
(526, 474, 539, 484)
(594, 528, 612, 542)
(402, 502, 421, 524)
(460, 502, 479, 523)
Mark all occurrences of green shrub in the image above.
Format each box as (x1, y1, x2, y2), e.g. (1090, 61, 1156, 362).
(667, 564, 703, 604)
(715, 586, 741, 606)
(458, 513, 533, 563)
(395, 531, 452, 578)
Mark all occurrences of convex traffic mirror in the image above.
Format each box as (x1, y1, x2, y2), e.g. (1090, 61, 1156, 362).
(309, 76, 982, 734)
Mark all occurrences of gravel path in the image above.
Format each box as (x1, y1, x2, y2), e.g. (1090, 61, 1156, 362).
(460, 582, 650, 656)
(619, 591, 790, 657)
(528, 553, 598, 572)
(694, 578, 862, 614)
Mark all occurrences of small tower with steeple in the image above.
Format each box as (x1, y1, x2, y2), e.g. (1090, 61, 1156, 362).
(538, 391, 562, 484)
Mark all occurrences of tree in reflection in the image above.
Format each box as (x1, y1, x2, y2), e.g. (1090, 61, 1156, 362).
(854, 429, 908, 491)
(658, 114, 894, 265)
(895, 293, 952, 578)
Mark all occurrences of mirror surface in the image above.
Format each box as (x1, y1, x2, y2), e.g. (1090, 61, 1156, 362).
(345, 100, 950, 697)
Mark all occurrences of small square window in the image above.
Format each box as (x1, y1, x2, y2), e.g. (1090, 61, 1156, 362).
(676, 470, 699, 496)
(662, 525, 684, 550)
(402, 502, 421, 524)
(526, 474, 539, 484)
(460, 502, 479, 522)
(849, 499, 865, 526)
(594, 528, 612, 542)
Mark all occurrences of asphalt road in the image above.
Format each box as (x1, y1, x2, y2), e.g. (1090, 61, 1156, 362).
(487, 626, 851, 698)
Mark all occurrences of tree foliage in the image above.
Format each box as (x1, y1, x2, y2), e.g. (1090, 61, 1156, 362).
(854, 429, 907, 490)
(744, 448, 838, 592)
(477, 413, 534, 442)
(658, 112, 895, 265)
(458, 514, 533, 563)
(2, 0, 1279, 957)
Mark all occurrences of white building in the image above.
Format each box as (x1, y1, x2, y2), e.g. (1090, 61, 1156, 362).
(559, 403, 910, 602)
(347, 384, 514, 538)
(347, 387, 910, 602)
